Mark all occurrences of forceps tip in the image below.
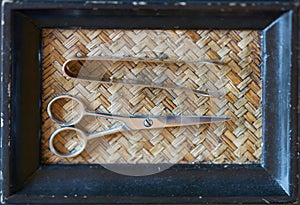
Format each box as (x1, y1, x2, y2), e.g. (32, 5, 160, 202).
(192, 90, 223, 98)
(208, 115, 232, 122)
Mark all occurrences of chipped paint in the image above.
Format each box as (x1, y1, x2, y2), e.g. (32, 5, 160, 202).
(1, 0, 13, 11)
(174, 2, 187, 6)
(132, 1, 147, 6)
(2, 0, 14, 4)
(0, 112, 3, 128)
(262, 198, 270, 204)
(85, 0, 121, 4)
(0, 191, 3, 205)
(7, 82, 11, 98)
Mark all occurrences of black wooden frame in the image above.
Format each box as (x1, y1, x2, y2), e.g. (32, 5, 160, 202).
(0, 0, 299, 204)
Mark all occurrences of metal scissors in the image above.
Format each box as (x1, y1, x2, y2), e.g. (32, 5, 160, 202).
(47, 95, 231, 158)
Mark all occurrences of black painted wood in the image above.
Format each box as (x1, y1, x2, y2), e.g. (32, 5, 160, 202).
(262, 11, 293, 195)
(22, 6, 284, 30)
(6, 164, 289, 204)
(10, 11, 41, 194)
(0, 0, 298, 204)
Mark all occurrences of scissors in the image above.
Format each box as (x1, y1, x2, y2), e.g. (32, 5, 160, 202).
(47, 95, 231, 158)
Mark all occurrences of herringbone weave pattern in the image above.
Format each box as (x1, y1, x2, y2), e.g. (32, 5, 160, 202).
(41, 29, 262, 164)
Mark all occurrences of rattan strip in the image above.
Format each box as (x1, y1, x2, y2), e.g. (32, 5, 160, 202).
(41, 29, 262, 164)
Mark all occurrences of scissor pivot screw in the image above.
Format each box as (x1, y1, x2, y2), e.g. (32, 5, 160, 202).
(144, 118, 153, 128)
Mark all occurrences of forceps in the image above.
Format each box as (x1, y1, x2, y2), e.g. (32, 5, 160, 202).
(47, 95, 231, 158)
(62, 55, 224, 97)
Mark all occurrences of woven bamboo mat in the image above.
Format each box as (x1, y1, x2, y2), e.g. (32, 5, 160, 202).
(41, 29, 262, 164)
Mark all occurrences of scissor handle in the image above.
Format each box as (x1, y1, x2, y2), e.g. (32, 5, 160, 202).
(47, 95, 86, 126)
(49, 127, 88, 158)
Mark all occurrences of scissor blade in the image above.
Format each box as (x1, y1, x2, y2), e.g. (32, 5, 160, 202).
(163, 115, 231, 128)
(120, 115, 231, 130)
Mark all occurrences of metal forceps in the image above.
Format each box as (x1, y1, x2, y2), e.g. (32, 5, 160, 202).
(62, 56, 224, 97)
(47, 95, 231, 158)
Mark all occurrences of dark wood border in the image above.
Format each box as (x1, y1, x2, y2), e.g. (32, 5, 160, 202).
(1, 0, 298, 204)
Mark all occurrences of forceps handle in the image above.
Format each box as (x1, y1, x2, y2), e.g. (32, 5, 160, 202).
(62, 58, 223, 97)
